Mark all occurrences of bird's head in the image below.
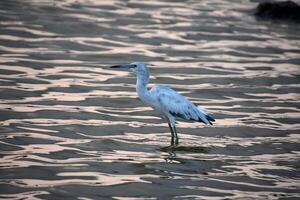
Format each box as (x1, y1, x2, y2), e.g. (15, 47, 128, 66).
(111, 61, 149, 78)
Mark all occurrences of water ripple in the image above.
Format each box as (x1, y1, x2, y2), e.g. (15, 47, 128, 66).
(0, 0, 300, 199)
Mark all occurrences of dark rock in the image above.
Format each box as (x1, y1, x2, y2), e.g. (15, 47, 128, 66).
(254, 1, 300, 22)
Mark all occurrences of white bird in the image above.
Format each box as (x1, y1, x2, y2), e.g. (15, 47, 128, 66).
(111, 62, 215, 145)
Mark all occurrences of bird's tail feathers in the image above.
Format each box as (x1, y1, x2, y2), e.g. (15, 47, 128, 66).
(198, 115, 214, 125)
(197, 107, 215, 125)
(206, 114, 215, 122)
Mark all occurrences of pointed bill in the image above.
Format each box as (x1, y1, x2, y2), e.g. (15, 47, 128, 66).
(110, 64, 136, 68)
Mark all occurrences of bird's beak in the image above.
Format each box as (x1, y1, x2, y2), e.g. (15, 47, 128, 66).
(110, 64, 135, 69)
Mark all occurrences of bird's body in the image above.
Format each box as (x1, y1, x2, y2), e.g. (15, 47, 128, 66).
(149, 85, 214, 125)
(111, 62, 215, 145)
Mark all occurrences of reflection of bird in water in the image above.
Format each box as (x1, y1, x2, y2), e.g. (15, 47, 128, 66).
(111, 62, 215, 145)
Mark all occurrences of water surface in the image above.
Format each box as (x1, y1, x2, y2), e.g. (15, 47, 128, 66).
(0, 0, 300, 199)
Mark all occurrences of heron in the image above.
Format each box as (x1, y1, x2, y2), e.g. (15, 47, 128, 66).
(111, 62, 215, 145)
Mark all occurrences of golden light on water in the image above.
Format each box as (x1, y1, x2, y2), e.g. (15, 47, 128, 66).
(0, 0, 300, 199)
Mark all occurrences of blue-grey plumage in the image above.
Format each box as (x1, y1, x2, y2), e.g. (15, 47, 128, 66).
(111, 61, 215, 145)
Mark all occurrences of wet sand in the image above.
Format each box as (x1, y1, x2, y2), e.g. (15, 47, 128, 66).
(0, 0, 300, 199)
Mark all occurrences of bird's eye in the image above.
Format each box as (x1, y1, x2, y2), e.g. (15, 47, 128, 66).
(134, 65, 137, 67)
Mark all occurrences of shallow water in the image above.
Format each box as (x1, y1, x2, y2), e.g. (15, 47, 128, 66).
(0, 0, 300, 199)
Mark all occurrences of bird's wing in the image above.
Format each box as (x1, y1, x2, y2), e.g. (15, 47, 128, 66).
(150, 86, 215, 125)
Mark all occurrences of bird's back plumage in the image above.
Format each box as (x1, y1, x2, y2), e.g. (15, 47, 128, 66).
(149, 85, 215, 125)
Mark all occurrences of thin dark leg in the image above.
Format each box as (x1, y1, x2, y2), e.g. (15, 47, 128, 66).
(173, 124, 179, 145)
(168, 122, 175, 145)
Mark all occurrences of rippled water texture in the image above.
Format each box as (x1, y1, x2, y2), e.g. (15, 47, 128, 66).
(0, 0, 300, 199)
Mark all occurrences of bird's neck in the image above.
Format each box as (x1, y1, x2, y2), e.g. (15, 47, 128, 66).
(136, 76, 152, 104)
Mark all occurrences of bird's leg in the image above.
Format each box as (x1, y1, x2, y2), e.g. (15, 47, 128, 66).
(172, 124, 179, 145)
(168, 122, 175, 145)
(171, 137, 175, 146)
